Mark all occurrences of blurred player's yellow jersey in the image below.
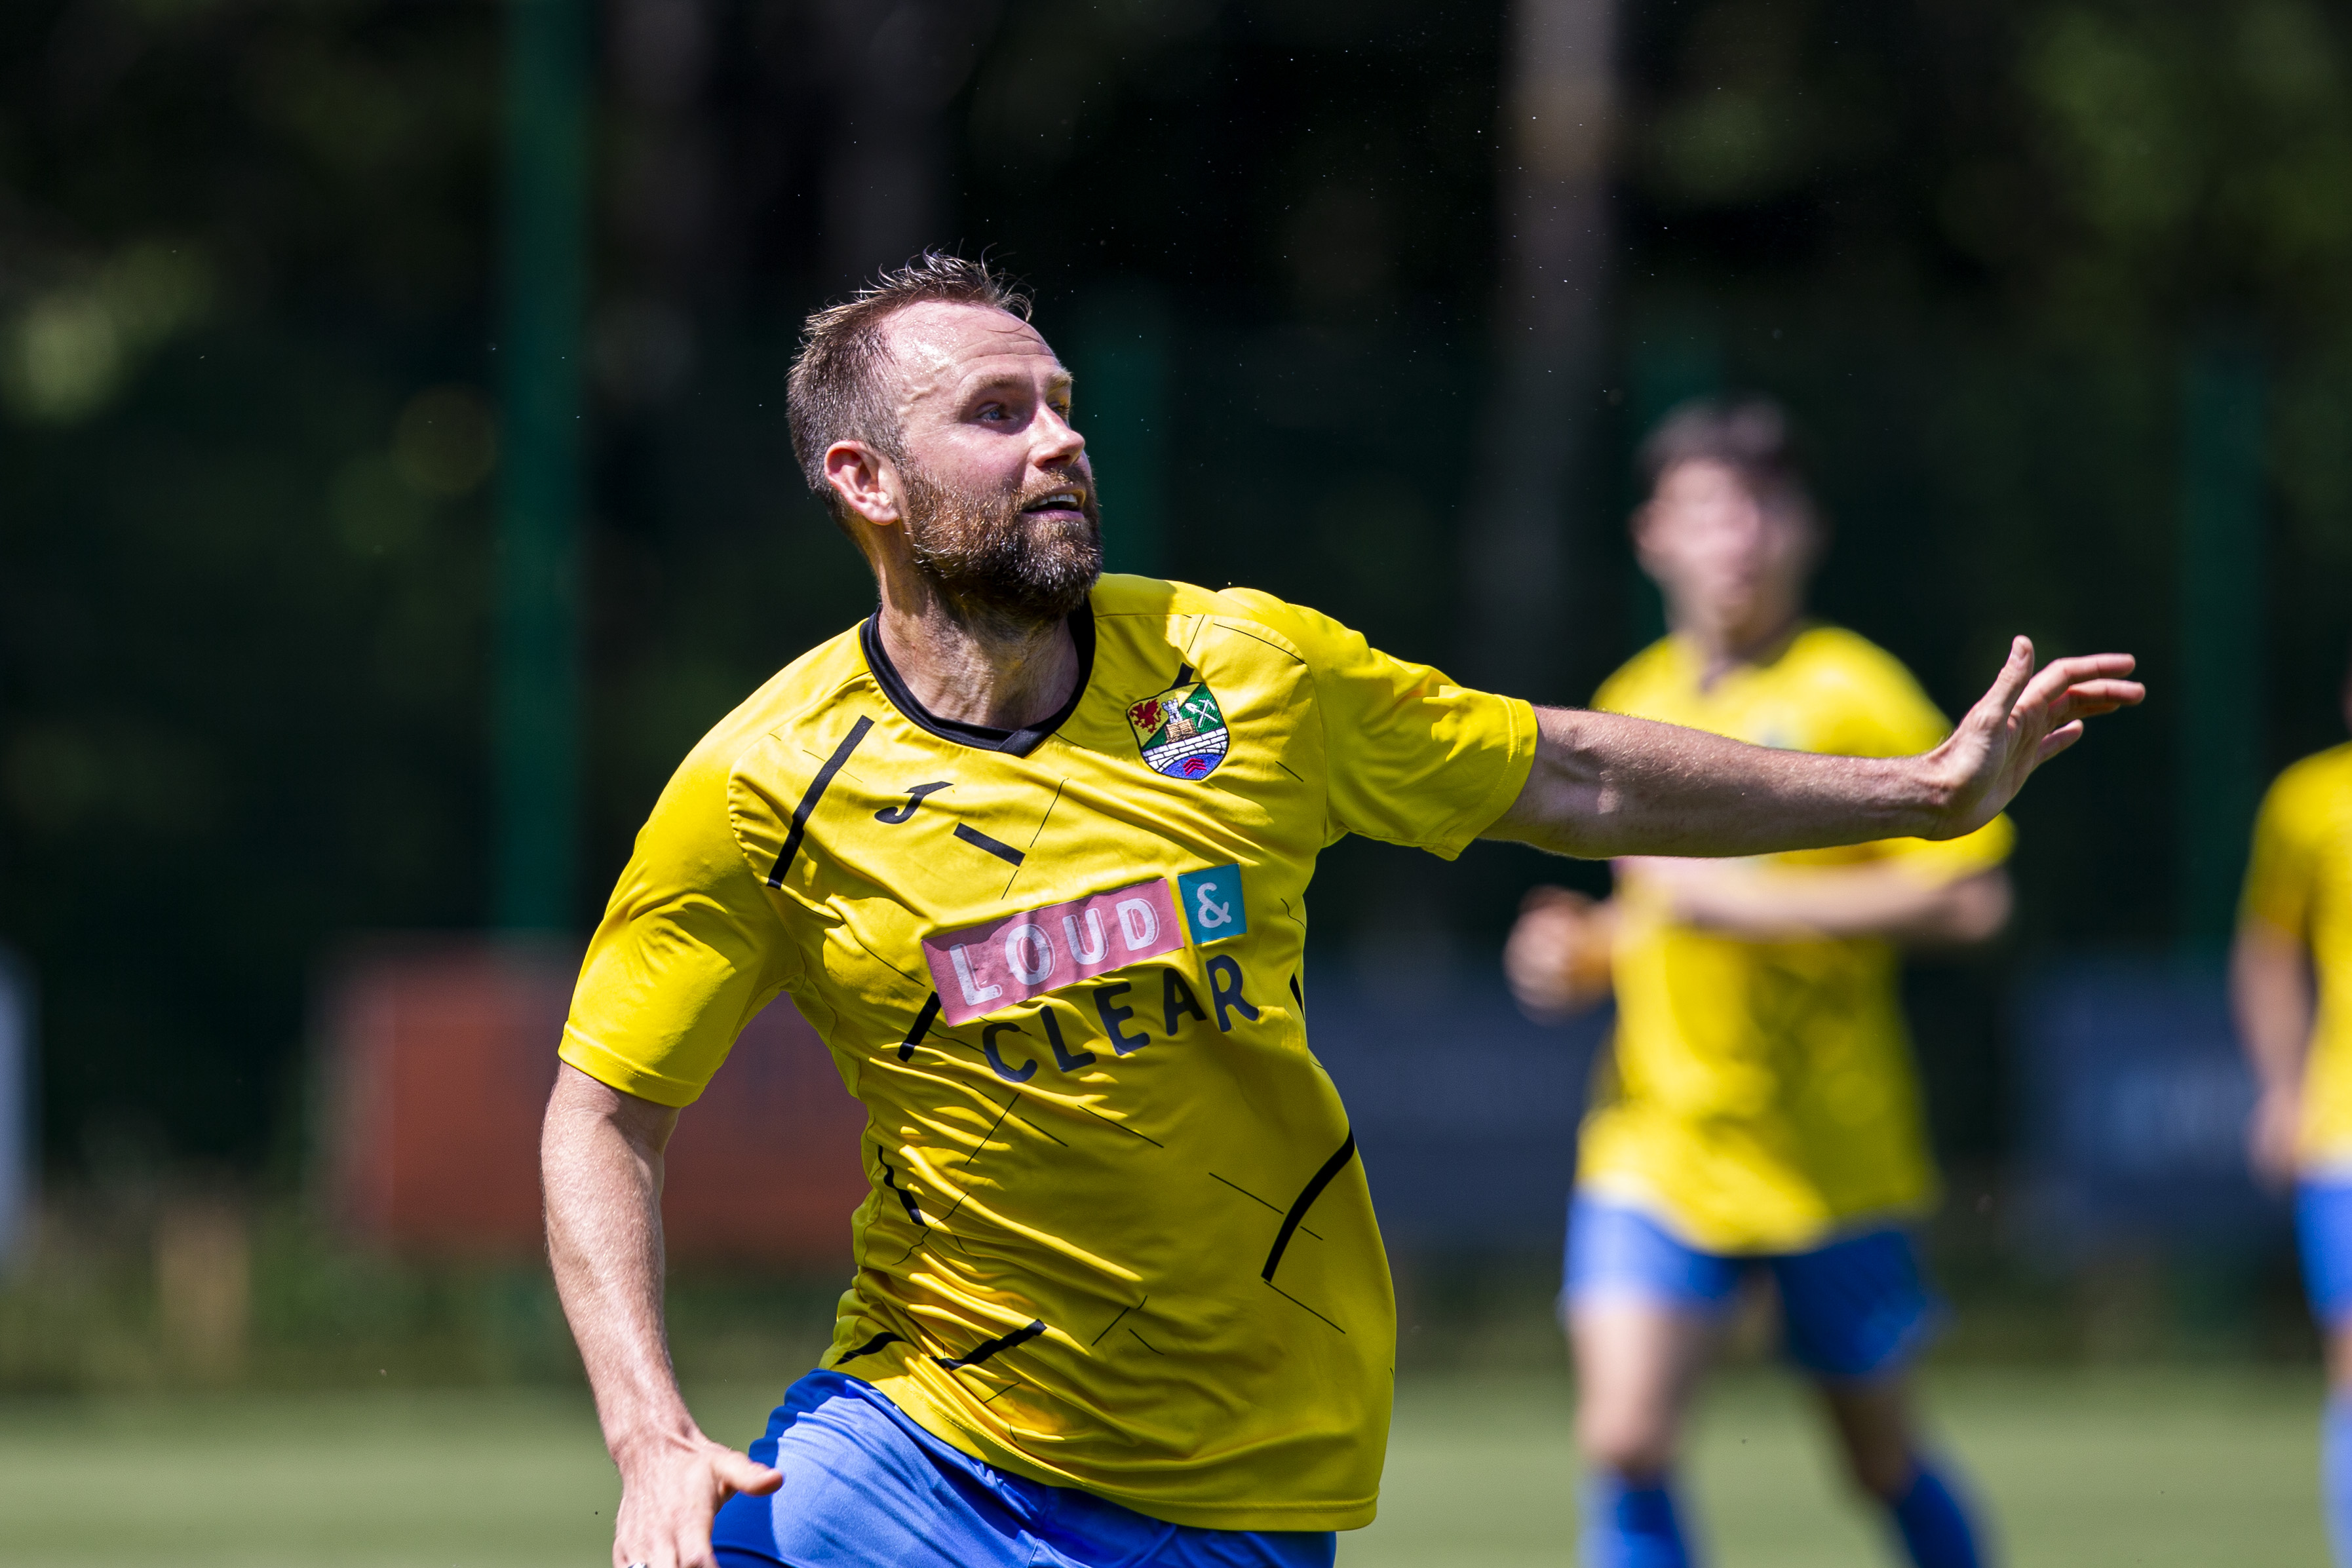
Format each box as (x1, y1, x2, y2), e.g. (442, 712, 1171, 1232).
(1578, 625, 2013, 1254)
(558, 575, 1535, 1531)
(2240, 742, 2352, 1169)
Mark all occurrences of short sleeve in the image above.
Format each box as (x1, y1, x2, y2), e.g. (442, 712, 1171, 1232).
(2241, 769, 2319, 941)
(559, 748, 797, 1107)
(1243, 594, 1537, 860)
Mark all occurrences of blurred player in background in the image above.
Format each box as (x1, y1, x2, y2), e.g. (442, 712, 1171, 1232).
(1505, 398, 2015, 1568)
(2234, 647, 2352, 1565)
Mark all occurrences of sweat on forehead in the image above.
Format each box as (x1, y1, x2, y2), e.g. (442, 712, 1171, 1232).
(876, 302, 1059, 400)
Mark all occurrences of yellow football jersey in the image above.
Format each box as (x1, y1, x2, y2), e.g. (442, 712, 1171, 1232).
(558, 575, 1535, 1531)
(1577, 626, 2013, 1254)
(2240, 742, 2352, 1168)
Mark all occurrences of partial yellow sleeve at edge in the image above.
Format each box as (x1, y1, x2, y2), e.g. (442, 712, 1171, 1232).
(1424, 695, 1541, 862)
(558, 1026, 708, 1109)
(2239, 771, 2317, 939)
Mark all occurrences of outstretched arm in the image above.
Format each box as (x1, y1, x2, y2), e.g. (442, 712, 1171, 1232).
(543, 1064, 780, 1568)
(1485, 638, 2141, 859)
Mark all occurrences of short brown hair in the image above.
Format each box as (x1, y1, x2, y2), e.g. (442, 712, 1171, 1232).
(785, 252, 1032, 526)
(1637, 394, 1807, 503)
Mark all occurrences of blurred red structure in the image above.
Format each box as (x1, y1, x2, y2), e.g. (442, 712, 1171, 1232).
(322, 940, 868, 1267)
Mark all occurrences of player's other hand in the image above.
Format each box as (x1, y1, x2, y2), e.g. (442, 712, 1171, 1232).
(1504, 885, 1617, 1022)
(2248, 1084, 2303, 1194)
(1925, 637, 2143, 839)
(611, 1427, 781, 1568)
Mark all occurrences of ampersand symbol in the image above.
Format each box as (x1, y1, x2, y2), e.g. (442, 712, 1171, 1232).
(1194, 881, 1232, 928)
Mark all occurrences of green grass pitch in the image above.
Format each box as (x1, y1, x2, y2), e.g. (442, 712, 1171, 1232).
(0, 1367, 2324, 1566)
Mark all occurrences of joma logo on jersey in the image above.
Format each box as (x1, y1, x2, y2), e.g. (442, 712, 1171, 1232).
(1126, 681, 1229, 780)
(921, 866, 1250, 1025)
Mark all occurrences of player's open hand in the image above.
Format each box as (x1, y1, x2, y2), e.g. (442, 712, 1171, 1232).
(1926, 637, 2143, 838)
(611, 1428, 781, 1568)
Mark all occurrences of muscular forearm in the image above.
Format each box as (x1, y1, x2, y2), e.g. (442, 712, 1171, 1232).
(1484, 640, 2142, 863)
(1490, 707, 1952, 860)
(543, 1065, 779, 1567)
(542, 1065, 695, 1461)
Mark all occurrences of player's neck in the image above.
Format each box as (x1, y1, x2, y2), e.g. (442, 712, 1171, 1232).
(1678, 608, 1806, 687)
(872, 579, 1082, 733)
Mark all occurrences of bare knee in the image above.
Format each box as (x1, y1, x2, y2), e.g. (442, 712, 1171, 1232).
(1577, 1403, 1679, 1482)
(1571, 1301, 1708, 1482)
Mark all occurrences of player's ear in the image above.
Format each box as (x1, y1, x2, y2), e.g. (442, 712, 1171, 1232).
(824, 440, 902, 528)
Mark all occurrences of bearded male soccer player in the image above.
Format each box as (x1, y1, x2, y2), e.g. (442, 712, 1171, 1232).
(539, 256, 2140, 1568)
(2235, 647, 2352, 1565)
(1505, 399, 2018, 1568)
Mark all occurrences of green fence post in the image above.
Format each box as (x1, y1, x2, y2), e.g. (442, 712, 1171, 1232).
(493, 0, 588, 933)
(1072, 284, 1170, 580)
(2176, 343, 2267, 953)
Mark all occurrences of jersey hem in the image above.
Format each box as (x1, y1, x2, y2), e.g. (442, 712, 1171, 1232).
(851, 1367, 1380, 1532)
(558, 1028, 704, 1108)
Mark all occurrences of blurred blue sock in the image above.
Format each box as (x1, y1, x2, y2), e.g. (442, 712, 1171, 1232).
(1887, 1459, 1984, 1568)
(2324, 1398, 2352, 1565)
(1580, 1470, 1693, 1568)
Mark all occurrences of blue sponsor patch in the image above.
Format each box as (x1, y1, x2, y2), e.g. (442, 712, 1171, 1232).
(1178, 864, 1247, 945)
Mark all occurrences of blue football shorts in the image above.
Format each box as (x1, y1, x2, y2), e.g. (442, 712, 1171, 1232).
(710, 1370, 1337, 1568)
(2297, 1179, 2352, 1325)
(1564, 1192, 1944, 1380)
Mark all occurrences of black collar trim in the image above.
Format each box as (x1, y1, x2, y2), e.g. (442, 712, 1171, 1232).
(858, 603, 1096, 757)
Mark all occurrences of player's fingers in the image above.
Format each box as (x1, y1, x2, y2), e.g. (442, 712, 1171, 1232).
(2017, 653, 2135, 710)
(2039, 651, 2138, 683)
(2041, 682, 2145, 733)
(711, 1448, 782, 1501)
(2051, 677, 2146, 714)
(1973, 636, 2036, 725)
(2033, 719, 2085, 764)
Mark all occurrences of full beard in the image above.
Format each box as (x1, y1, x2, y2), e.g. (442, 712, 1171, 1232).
(900, 463, 1104, 634)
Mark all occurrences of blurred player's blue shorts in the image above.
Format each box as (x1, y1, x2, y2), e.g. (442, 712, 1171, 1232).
(1564, 1193, 1944, 1380)
(710, 1370, 1336, 1568)
(2296, 1179, 2352, 1324)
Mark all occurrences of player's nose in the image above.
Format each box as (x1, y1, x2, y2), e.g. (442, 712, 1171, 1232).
(1033, 399, 1085, 465)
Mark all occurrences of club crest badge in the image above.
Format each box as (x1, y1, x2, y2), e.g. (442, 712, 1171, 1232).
(1125, 680, 1230, 780)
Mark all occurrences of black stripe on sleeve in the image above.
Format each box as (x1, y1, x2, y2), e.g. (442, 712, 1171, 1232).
(1262, 1132, 1358, 1283)
(768, 716, 874, 887)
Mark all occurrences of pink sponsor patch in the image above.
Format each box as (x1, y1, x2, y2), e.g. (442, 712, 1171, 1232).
(923, 877, 1183, 1025)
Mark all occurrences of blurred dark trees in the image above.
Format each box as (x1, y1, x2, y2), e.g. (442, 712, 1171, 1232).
(1, 0, 2349, 1170)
